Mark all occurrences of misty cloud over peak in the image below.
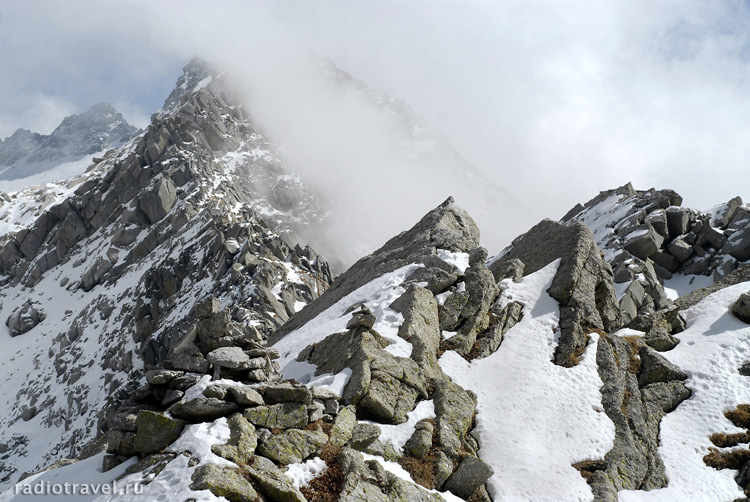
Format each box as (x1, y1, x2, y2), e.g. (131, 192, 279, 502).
(0, 0, 748, 244)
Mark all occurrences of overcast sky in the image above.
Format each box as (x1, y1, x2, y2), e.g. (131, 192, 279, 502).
(1, 0, 749, 244)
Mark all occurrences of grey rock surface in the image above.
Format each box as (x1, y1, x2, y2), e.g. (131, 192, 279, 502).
(257, 428, 327, 465)
(168, 398, 238, 422)
(190, 463, 258, 502)
(444, 455, 494, 499)
(297, 327, 426, 424)
(6, 301, 46, 336)
(131, 411, 185, 456)
(492, 219, 622, 366)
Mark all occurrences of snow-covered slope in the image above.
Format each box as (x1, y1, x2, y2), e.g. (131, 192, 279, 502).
(440, 260, 615, 501)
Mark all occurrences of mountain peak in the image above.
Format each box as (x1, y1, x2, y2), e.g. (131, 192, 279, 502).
(158, 57, 218, 117)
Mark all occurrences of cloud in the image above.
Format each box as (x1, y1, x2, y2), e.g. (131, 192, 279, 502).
(1, 0, 750, 256)
(0, 93, 77, 138)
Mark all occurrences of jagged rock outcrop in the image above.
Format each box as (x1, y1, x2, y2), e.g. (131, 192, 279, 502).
(470, 301, 524, 360)
(269, 198, 496, 499)
(491, 219, 622, 366)
(271, 196, 479, 343)
(390, 284, 443, 379)
(442, 247, 499, 356)
(297, 325, 426, 424)
(590, 335, 690, 499)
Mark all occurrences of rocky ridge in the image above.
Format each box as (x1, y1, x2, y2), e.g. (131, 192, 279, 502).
(99, 185, 750, 501)
(3, 170, 750, 501)
(566, 183, 749, 326)
(104, 197, 504, 502)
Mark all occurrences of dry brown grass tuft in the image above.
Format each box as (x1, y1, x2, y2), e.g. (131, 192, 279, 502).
(300, 444, 344, 502)
(398, 418, 442, 490)
(560, 335, 592, 368)
(710, 432, 750, 448)
(399, 453, 438, 490)
(622, 336, 643, 374)
(572, 459, 608, 482)
(726, 406, 750, 430)
(465, 342, 483, 362)
(585, 327, 608, 337)
(703, 447, 750, 470)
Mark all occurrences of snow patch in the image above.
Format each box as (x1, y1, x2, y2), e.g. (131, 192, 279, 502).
(436, 249, 470, 273)
(366, 399, 435, 453)
(167, 417, 234, 467)
(663, 273, 714, 301)
(285, 457, 328, 489)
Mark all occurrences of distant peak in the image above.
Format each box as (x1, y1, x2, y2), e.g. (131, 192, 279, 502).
(4, 128, 38, 141)
(54, 103, 131, 135)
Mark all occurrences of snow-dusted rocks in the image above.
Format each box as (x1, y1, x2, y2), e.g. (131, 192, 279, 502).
(271, 196, 480, 343)
(623, 224, 665, 259)
(190, 463, 259, 501)
(2, 53, 750, 502)
(0, 59, 334, 488)
(137, 177, 176, 224)
(5, 300, 46, 336)
(297, 324, 426, 424)
(390, 285, 442, 378)
(568, 184, 750, 330)
(591, 333, 691, 498)
(441, 248, 499, 356)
